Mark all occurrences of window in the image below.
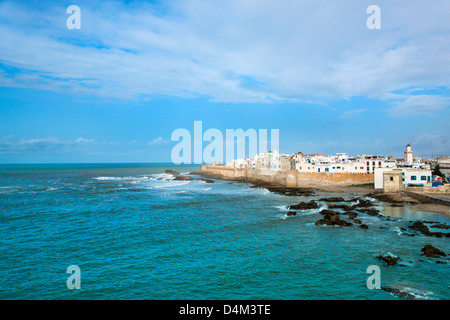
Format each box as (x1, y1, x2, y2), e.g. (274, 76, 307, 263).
(378, 161, 382, 166)
(421, 176, 427, 181)
(390, 177, 394, 181)
(318, 168, 320, 172)
(325, 168, 329, 172)
(411, 176, 417, 181)
(332, 167, 335, 169)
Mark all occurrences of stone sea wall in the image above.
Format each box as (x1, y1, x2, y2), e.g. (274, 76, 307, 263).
(200, 165, 374, 187)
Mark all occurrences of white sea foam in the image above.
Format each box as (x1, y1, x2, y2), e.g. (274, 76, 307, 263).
(275, 205, 289, 211)
(149, 181, 191, 189)
(389, 226, 403, 236)
(254, 187, 270, 195)
(386, 287, 435, 300)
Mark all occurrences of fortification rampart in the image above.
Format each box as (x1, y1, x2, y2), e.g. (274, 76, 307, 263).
(200, 165, 374, 187)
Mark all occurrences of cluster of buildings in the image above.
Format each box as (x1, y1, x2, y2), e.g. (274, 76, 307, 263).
(219, 144, 446, 190)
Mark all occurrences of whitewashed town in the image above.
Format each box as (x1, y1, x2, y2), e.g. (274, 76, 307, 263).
(209, 144, 449, 191)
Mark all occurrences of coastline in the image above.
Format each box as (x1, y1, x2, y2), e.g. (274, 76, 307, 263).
(190, 170, 450, 216)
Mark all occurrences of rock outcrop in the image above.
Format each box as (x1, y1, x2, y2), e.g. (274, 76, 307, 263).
(288, 200, 319, 210)
(315, 210, 353, 227)
(376, 254, 400, 266)
(421, 244, 446, 258)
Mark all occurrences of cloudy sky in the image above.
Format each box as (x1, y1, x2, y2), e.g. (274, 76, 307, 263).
(0, 0, 449, 163)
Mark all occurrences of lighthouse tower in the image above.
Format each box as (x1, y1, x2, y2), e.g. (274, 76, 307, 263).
(404, 144, 413, 164)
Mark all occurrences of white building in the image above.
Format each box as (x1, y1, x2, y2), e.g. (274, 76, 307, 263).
(374, 167, 432, 189)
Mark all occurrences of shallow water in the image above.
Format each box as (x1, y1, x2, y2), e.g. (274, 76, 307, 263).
(0, 164, 448, 300)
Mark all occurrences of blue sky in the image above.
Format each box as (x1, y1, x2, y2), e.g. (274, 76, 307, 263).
(0, 0, 449, 163)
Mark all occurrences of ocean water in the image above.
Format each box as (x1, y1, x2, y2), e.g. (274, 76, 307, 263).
(0, 163, 448, 300)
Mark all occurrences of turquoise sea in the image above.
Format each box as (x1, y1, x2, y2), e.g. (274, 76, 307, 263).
(0, 163, 448, 300)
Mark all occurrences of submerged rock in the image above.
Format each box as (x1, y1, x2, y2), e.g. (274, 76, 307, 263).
(198, 178, 215, 183)
(359, 224, 368, 229)
(286, 211, 297, 216)
(381, 287, 416, 299)
(431, 223, 450, 230)
(407, 220, 448, 237)
(357, 208, 380, 216)
(421, 244, 446, 258)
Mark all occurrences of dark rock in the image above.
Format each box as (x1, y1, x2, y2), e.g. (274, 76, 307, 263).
(250, 183, 315, 197)
(198, 178, 214, 183)
(421, 244, 446, 258)
(286, 211, 297, 216)
(288, 200, 319, 210)
(173, 175, 193, 181)
(353, 219, 362, 224)
(391, 203, 403, 207)
(358, 208, 380, 216)
(409, 221, 431, 236)
(345, 211, 358, 220)
(431, 223, 450, 230)
(327, 203, 355, 211)
(319, 209, 341, 216)
(359, 224, 368, 229)
(376, 254, 400, 266)
(353, 198, 373, 207)
(436, 261, 447, 264)
(318, 197, 345, 202)
(315, 211, 353, 227)
(366, 192, 404, 204)
(164, 170, 180, 176)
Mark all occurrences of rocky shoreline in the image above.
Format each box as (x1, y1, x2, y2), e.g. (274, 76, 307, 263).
(189, 169, 449, 299)
(191, 170, 450, 216)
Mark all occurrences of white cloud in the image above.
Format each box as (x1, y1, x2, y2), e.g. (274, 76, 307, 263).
(147, 137, 168, 145)
(0, 0, 449, 105)
(388, 95, 449, 117)
(340, 109, 367, 119)
(75, 137, 95, 143)
(0, 136, 96, 154)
